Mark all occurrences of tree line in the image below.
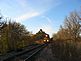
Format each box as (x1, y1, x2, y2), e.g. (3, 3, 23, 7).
(53, 11, 81, 41)
(0, 15, 49, 55)
(51, 10, 81, 61)
(0, 16, 34, 54)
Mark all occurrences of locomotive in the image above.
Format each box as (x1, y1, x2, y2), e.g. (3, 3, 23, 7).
(43, 34, 50, 43)
(35, 34, 50, 44)
(35, 29, 50, 44)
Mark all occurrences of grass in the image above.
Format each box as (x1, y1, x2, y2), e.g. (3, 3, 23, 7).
(51, 40, 81, 61)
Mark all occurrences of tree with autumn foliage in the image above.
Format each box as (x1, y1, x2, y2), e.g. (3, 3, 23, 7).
(53, 11, 81, 41)
(0, 15, 34, 54)
(51, 10, 81, 61)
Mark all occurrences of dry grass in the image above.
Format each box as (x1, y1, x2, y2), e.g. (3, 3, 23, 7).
(51, 40, 81, 61)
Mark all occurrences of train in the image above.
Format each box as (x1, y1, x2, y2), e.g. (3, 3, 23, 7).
(35, 34, 50, 44)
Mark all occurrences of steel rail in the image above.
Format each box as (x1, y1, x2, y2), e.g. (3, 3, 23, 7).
(0, 44, 39, 61)
(0, 44, 47, 61)
(23, 44, 47, 61)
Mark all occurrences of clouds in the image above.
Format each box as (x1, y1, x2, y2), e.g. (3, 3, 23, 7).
(25, 0, 61, 12)
(40, 17, 54, 37)
(30, 16, 55, 37)
(14, 11, 40, 22)
(13, 11, 56, 36)
(42, 16, 52, 24)
(0, 0, 61, 36)
(12, 0, 61, 22)
(16, 0, 27, 7)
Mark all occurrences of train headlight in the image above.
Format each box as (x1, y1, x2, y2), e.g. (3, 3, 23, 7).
(44, 40, 46, 42)
(45, 35, 48, 37)
(47, 40, 49, 42)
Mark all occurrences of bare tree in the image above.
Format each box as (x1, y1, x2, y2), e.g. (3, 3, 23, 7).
(64, 11, 81, 41)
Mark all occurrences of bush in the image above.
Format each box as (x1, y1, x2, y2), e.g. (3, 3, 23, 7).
(51, 40, 81, 61)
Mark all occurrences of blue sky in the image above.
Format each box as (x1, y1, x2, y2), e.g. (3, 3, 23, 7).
(0, 0, 81, 37)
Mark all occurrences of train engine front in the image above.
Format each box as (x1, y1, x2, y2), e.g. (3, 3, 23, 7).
(43, 34, 50, 43)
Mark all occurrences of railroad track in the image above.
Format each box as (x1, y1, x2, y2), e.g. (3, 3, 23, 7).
(0, 44, 47, 61)
(20, 44, 47, 61)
